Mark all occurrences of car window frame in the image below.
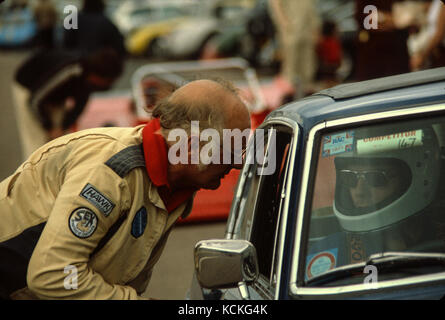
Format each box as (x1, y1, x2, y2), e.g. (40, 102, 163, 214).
(289, 102, 445, 299)
(225, 118, 299, 300)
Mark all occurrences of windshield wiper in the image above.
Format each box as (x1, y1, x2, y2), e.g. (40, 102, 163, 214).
(306, 251, 445, 286)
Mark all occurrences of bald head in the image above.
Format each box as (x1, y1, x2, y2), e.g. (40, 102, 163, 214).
(153, 79, 250, 133)
(170, 79, 249, 128)
(160, 80, 252, 191)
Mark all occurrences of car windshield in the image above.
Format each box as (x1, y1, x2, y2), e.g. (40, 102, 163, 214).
(304, 115, 445, 286)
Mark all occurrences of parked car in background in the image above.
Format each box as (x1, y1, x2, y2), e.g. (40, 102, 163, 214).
(160, 0, 255, 60)
(123, 0, 199, 57)
(191, 67, 445, 300)
(112, 0, 157, 36)
(0, 0, 36, 48)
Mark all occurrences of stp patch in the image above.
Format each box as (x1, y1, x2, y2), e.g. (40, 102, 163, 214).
(69, 207, 98, 239)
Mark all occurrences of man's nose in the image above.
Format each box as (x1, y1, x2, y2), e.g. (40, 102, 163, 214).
(355, 176, 368, 190)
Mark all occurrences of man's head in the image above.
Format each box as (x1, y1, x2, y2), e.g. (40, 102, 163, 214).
(82, 48, 123, 91)
(152, 79, 251, 190)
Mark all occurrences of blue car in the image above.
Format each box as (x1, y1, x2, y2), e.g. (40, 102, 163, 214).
(0, 5, 37, 48)
(191, 67, 445, 300)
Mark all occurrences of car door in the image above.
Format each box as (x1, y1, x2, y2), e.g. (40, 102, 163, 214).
(223, 122, 296, 299)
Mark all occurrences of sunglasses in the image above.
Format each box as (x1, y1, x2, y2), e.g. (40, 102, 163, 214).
(338, 169, 396, 188)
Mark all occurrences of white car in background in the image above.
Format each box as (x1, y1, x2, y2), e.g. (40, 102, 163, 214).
(111, 0, 153, 35)
(160, 0, 255, 59)
(111, 0, 198, 36)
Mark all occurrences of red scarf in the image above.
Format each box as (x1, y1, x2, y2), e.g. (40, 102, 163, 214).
(142, 118, 196, 213)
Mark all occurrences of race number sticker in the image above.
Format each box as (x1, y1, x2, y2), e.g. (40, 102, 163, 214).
(357, 130, 423, 154)
(306, 249, 338, 280)
(322, 132, 354, 157)
(69, 207, 98, 239)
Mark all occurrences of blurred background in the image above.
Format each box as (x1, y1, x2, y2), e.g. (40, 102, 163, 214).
(0, 0, 444, 299)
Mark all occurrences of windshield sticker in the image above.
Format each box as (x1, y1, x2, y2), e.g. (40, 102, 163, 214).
(322, 132, 354, 158)
(305, 248, 338, 280)
(357, 130, 423, 154)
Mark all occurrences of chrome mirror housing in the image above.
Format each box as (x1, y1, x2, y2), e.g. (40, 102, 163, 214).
(194, 239, 259, 289)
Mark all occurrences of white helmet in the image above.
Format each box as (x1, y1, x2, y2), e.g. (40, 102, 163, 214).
(333, 125, 441, 232)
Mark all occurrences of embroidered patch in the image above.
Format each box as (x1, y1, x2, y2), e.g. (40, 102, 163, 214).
(131, 207, 147, 238)
(80, 183, 115, 217)
(69, 207, 98, 239)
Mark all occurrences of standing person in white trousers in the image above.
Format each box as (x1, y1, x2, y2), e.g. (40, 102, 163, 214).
(268, 0, 320, 92)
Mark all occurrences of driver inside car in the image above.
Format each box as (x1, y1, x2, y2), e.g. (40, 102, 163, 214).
(306, 125, 445, 281)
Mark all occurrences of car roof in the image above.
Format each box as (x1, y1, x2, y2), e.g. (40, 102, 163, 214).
(267, 67, 445, 132)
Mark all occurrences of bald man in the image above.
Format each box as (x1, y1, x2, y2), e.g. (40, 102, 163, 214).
(0, 79, 251, 300)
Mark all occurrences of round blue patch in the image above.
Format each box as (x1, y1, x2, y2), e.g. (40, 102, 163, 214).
(131, 207, 147, 238)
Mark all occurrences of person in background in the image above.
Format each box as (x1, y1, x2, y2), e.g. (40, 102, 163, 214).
(268, 0, 320, 94)
(316, 20, 343, 88)
(63, 0, 126, 57)
(410, 0, 445, 70)
(354, 0, 411, 81)
(12, 47, 123, 160)
(32, 0, 57, 49)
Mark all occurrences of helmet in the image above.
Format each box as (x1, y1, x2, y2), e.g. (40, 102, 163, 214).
(333, 124, 441, 232)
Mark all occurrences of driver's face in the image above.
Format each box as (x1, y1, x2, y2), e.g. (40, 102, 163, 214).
(347, 163, 402, 208)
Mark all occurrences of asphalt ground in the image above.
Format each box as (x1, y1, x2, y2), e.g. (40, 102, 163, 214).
(0, 50, 226, 299)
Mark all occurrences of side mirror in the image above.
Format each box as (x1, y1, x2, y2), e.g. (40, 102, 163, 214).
(194, 239, 259, 289)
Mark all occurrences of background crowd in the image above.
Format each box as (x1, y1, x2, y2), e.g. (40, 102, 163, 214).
(1, 0, 444, 85)
(0, 0, 444, 155)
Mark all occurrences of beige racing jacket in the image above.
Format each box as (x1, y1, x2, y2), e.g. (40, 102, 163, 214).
(0, 125, 193, 299)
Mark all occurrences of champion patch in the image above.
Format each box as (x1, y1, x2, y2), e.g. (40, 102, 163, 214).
(80, 183, 115, 217)
(131, 207, 147, 238)
(69, 207, 98, 238)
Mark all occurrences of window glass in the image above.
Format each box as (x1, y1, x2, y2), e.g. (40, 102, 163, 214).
(234, 126, 292, 282)
(304, 117, 445, 286)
